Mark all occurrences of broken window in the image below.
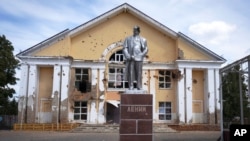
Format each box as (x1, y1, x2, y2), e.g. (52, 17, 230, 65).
(75, 68, 91, 93)
(108, 50, 128, 89)
(109, 50, 124, 62)
(159, 102, 171, 120)
(74, 101, 87, 120)
(158, 70, 172, 89)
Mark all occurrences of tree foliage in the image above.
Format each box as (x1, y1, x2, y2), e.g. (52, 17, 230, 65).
(0, 99, 18, 115)
(0, 35, 19, 111)
(222, 65, 250, 124)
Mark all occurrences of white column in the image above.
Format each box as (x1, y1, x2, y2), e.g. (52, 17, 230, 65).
(98, 68, 105, 92)
(177, 68, 185, 123)
(98, 68, 105, 123)
(91, 68, 98, 86)
(149, 70, 157, 121)
(215, 69, 220, 124)
(91, 68, 98, 124)
(185, 68, 192, 123)
(51, 65, 61, 123)
(61, 65, 70, 101)
(27, 65, 38, 112)
(19, 64, 29, 97)
(89, 101, 97, 124)
(215, 69, 220, 110)
(28, 65, 38, 123)
(18, 64, 29, 121)
(52, 65, 61, 98)
(60, 65, 70, 123)
(207, 68, 215, 124)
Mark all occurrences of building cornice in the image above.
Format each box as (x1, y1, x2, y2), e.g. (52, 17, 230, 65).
(176, 60, 224, 69)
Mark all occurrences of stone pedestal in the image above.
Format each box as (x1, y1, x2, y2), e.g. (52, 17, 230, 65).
(120, 94, 153, 141)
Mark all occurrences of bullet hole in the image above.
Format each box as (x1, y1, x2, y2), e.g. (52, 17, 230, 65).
(88, 34, 91, 37)
(82, 40, 85, 43)
(145, 55, 149, 59)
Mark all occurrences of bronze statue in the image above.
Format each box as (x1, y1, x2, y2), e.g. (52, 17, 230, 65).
(123, 26, 148, 90)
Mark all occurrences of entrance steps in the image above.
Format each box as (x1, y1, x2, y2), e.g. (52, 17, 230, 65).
(71, 124, 177, 133)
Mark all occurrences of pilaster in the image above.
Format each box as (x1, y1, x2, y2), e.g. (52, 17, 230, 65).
(177, 68, 185, 123)
(207, 68, 215, 124)
(18, 64, 29, 123)
(27, 64, 38, 123)
(60, 65, 70, 123)
(185, 68, 193, 123)
(51, 65, 61, 123)
(149, 70, 157, 121)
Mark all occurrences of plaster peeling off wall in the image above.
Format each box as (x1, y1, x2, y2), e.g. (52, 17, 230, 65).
(98, 100, 105, 123)
(89, 101, 97, 123)
(27, 95, 34, 111)
(18, 96, 26, 112)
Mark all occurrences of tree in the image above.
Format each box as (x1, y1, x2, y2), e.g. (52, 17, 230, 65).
(222, 65, 250, 125)
(0, 35, 19, 112)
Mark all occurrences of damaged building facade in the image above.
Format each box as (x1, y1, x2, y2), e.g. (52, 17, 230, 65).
(16, 3, 226, 125)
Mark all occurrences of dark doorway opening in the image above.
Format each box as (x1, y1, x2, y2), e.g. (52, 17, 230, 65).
(106, 103, 120, 124)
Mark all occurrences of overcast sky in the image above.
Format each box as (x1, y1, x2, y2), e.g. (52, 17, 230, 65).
(1, 0, 250, 95)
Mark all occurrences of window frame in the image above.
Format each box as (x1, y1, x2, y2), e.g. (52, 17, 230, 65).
(108, 50, 128, 90)
(158, 102, 172, 120)
(74, 68, 91, 93)
(73, 101, 88, 121)
(158, 70, 172, 89)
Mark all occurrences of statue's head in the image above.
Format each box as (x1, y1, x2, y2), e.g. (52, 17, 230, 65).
(133, 25, 140, 35)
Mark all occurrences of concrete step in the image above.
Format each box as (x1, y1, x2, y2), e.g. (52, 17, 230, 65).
(71, 124, 177, 133)
(154, 124, 178, 133)
(71, 124, 119, 133)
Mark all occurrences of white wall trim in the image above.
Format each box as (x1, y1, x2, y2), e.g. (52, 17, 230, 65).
(176, 60, 223, 69)
(72, 60, 106, 69)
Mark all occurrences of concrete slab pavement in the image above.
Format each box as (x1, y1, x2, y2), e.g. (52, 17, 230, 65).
(0, 130, 221, 141)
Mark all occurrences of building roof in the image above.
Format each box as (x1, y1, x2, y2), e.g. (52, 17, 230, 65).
(16, 3, 226, 62)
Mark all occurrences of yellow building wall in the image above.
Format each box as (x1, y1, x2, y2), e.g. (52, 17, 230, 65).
(70, 12, 177, 62)
(38, 67, 53, 112)
(154, 70, 177, 113)
(177, 38, 214, 60)
(32, 12, 213, 62)
(33, 36, 71, 57)
(192, 70, 204, 113)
